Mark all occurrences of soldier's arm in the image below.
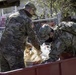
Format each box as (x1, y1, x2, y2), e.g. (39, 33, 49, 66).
(25, 19, 40, 51)
(49, 38, 65, 62)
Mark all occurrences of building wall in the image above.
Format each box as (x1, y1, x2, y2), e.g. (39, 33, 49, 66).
(0, 0, 26, 16)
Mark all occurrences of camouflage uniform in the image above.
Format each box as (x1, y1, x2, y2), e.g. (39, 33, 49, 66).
(48, 21, 76, 62)
(0, 9, 40, 72)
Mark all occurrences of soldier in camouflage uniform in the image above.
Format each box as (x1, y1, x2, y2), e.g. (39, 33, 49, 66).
(39, 23, 54, 45)
(0, 2, 41, 72)
(48, 21, 76, 62)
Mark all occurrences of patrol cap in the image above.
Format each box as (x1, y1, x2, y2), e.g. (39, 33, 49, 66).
(25, 2, 36, 15)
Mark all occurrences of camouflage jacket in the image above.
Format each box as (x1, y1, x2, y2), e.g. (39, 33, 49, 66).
(49, 21, 76, 61)
(0, 9, 40, 53)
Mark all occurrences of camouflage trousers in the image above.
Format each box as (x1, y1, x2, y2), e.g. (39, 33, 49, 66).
(0, 49, 25, 72)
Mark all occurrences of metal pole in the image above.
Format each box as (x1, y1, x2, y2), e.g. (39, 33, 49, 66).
(1, 9, 4, 16)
